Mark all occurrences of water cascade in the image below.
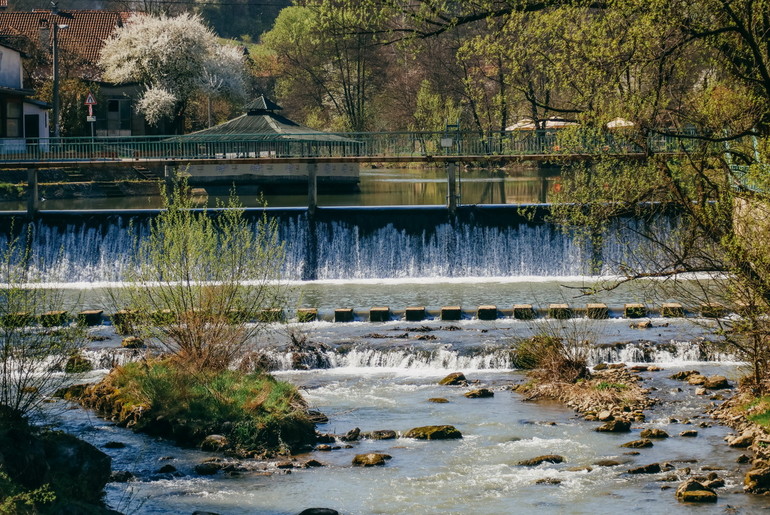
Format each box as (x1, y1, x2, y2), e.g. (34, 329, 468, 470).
(0, 206, 672, 282)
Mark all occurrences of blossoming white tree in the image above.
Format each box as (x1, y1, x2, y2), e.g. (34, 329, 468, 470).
(99, 13, 245, 133)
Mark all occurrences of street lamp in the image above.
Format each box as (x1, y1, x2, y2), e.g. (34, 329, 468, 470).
(46, 1, 68, 138)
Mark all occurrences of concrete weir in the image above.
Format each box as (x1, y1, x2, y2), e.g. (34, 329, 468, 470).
(77, 300, 714, 327)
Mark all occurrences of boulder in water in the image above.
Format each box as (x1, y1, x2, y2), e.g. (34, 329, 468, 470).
(745, 465, 770, 493)
(352, 453, 391, 467)
(675, 478, 717, 503)
(200, 434, 229, 451)
(703, 375, 730, 389)
(627, 463, 661, 474)
(640, 428, 669, 439)
(595, 419, 631, 432)
(621, 439, 653, 448)
(362, 430, 397, 440)
(439, 372, 467, 386)
(404, 425, 462, 440)
(428, 397, 450, 403)
(464, 388, 494, 398)
(298, 509, 340, 515)
(517, 455, 564, 466)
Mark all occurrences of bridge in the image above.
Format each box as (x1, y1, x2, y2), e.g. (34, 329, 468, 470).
(0, 129, 697, 217)
(0, 129, 686, 167)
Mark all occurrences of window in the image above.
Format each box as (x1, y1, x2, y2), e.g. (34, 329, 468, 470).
(3, 100, 22, 137)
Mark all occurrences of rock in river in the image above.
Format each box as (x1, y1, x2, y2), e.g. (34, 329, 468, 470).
(352, 453, 391, 467)
(439, 372, 467, 385)
(675, 478, 717, 503)
(595, 419, 631, 432)
(464, 388, 494, 398)
(517, 455, 564, 466)
(404, 425, 462, 440)
(640, 428, 669, 439)
(621, 439, 653, 448)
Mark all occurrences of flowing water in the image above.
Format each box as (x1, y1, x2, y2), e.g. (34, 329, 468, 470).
(6, 166, 767, 513)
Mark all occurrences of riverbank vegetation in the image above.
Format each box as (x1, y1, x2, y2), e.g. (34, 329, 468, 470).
(88, 182, 315, 455)
(81, 359, 315, 456)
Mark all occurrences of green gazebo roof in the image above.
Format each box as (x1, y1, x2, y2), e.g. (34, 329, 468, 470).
(178, 95, 355, 143)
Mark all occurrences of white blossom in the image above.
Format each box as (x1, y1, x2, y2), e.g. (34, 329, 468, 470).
(99, 13, 245, 125)
(137, 86, 177, 125)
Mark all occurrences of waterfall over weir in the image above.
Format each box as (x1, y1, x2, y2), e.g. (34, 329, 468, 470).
(0, 206, 667, 282)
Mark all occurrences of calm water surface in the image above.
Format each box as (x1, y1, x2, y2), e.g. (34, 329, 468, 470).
(0, 165, 557, 211)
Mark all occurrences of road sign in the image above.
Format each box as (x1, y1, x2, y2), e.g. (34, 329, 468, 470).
(86, 115, 96, 122)
(84, 92, 97, 105)
(87, 104, 94, 117)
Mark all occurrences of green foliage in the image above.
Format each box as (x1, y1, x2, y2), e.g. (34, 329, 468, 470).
(111, 360, 310, 452)
(595, 382, 629, 391)
(0, 471, 55, 514)
(0, 225, 86, 416)
(112, 179, 288, 371)
(0, 183, 25, 200)
(411, 80, 462, 132)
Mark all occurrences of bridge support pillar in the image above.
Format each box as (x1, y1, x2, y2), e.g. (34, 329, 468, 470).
(164, 165, 174, 198)
(308, 162, 318, 216)
(447, 161, 458, 214)
(27, 168, 38, 218)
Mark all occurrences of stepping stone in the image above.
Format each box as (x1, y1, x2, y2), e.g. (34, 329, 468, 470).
(405, 306, 425, 321)
(369, 307, 391, 322)
(660, 302, 684, 317)
(335, 308, 354, 322)
(586, 303, 608, 319)
(513, 304, 535, 320)
(297, 308, 317, 322)
(77, 309, 103, 326)
(548, 304, 572, 319)
(624, 303, 646, 318)
(477, 305, 497, 320)
(441, 306, 462, 321)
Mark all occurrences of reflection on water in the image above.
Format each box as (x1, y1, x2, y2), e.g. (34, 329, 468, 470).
(0, 165, 558, 211)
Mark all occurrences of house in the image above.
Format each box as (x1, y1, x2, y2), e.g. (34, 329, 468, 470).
(0, 9, 152, 136)
(0, 40, 49, 152)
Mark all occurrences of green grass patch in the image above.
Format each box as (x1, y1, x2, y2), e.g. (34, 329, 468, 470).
(595, 381, 628, 391)
(108, 360, 314, 454)
(743, 396, 770, 428)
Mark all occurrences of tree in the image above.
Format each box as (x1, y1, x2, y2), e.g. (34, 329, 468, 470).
(98, 13, 245, 133)
(111, 181, 288, 372)
(0, 226, 86, 416)
(261, 3, 383, 131)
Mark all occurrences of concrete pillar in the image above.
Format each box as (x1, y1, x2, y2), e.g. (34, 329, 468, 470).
(660, 303, 684, 318)
(297, 308, 318, 322)
(624, 303, 646, 318)
(441, 306, 462, 321)
(164, 165, 174, 198)
(308, 162, 318, 216)
(513, 304, 535, 320)
(405, 307, 426, 321)
(477, 305, 498, 320)
(447, 162, 458, 214)
(369, 307, 391, 322)
(586, 303, 609, 319)
(27, 169, 39, 218)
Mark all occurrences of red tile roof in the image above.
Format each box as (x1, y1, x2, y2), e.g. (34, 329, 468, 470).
(0, 10, 133, 65)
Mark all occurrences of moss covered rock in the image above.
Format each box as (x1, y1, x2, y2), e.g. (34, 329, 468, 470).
(352, 453, 391, 466)
(404, 425, 462, 440)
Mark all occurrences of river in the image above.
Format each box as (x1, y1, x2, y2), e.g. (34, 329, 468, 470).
(8, 165, 768, 513)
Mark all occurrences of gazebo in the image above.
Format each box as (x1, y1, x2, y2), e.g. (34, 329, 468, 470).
(176, 95, 360, 189)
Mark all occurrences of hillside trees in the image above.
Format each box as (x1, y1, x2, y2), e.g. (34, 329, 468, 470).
(98, 13, 246, 133)
(261, 3, 384, 131)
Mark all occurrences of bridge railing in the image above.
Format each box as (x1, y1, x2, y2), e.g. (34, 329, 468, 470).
(0, 129, 693, 162)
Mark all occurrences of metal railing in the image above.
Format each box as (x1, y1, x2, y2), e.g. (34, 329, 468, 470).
(0, 129, 696, 163)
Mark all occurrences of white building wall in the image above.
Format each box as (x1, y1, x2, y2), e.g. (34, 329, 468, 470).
(0, 44, 23, 88)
